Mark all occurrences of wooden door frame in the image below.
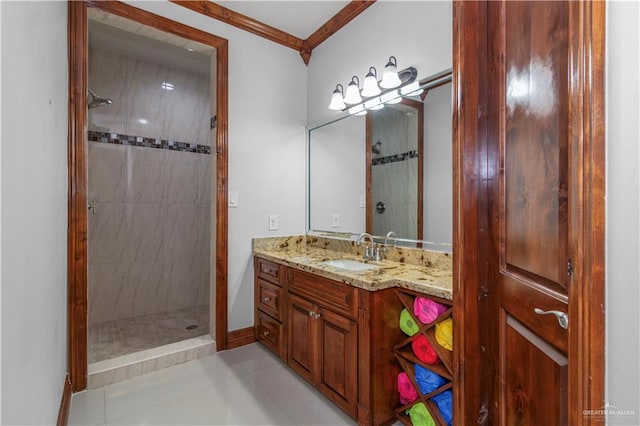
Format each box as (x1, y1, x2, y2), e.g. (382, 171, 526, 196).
(452, 0, 605, 423)
(67, 0, 229, 391)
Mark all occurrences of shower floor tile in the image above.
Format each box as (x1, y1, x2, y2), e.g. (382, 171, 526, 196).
(89, 305, 209, 364)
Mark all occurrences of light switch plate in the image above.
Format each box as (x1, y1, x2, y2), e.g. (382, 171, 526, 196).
(269, 215, 278, 231)
(332, 214, 340, 228)
(228, 190, 238, 208)
(359, 195, 366, 208)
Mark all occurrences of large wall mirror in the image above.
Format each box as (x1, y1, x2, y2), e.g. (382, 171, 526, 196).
(308, 69, 452, 251)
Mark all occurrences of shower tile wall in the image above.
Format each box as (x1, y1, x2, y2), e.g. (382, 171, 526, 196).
(88, 47, 211, 326)
(88, 47, 210, 146)
(371, 107, 418, 239)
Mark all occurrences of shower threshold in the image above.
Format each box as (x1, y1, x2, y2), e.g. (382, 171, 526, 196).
(88, 334, 216, 388)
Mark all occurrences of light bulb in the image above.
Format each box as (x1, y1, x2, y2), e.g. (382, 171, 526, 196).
(380, 56, 402, 89)
(380, 90, 401, 104)
(400, 81, 423, 96)
(328, 84, 346, 110)
(343, 76, 362, 105)
(348, 104, 367, 116)
(364, 97, 384, 110)
(361, 67, 381, 97)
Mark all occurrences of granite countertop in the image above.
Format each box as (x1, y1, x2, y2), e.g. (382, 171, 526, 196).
(253, 236, 452, 300)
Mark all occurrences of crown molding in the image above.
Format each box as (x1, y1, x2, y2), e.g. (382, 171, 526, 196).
(171, 0, 377, 65)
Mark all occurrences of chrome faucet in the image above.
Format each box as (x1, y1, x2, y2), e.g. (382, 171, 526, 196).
(384, 231, 397, 247)
(356, 232, 374, 260)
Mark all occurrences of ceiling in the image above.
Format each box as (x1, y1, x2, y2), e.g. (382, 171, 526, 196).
(88, 8, 213, 77)
(87, 1, 370, 70)
(215, 1, 351, 40)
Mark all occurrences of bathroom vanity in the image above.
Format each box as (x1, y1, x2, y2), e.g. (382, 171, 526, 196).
(253, 235, 452, 425)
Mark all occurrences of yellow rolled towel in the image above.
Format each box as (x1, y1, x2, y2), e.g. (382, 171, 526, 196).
(435, 318, 453, 351)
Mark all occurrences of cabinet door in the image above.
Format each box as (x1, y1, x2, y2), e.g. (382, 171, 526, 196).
(317, 307, 358, 418)
(287, 294, 316, 384)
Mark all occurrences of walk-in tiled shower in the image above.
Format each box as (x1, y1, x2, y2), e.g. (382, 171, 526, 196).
(87, 13, 215, 368)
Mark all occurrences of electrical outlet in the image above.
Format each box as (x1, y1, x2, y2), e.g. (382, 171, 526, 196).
(359, 195, 366, 208)
(269, 215, 278, 231)
(332, 214, 340, 228)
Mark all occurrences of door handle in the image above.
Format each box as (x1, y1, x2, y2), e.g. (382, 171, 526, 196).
(262, 296, 271, 302)
(534, 308, 569, 330)
(87, 203, 97, 215)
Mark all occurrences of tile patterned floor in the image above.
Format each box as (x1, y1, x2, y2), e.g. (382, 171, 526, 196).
(70, 343, 358, 426)
(89, 305, 210, 364)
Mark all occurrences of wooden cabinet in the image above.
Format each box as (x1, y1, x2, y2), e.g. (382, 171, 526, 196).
(254, 258, 287, 360)
(287, 293, 316, 383)
(254, 256, 407, 425)
(287, 270, 359, 418)
(317, 306, 357, 417)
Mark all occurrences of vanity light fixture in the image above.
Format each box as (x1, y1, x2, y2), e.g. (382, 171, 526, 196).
(380, 56, 402, 89)
(364, 97, 384, 110)
(328, 84, 346, 110)
(399, 81, 424, 97)
(344, 76, 363, 104)
(348, 104, 367, 116)
(361, 67, 381, 97)
(380, 90, 402, 104)
(327, 57, 418, 115)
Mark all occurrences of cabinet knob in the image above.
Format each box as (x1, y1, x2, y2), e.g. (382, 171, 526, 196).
(263, 330, 270, 336)
(262, 296, 271, 302)
(308, 310, 314, 317)
(314, 313, 321, 320)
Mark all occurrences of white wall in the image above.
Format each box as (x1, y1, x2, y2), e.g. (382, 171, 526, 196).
(309, 115, 366, 233)
(606, 1, 640, 422)
(0, 1, 69, 424)
(423, 82, 453, 245)
(126, 1, 308, 331)
(307, 1, 452, 125)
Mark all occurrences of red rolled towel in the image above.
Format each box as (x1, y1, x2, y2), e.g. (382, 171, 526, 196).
(411, 334, 440, 365)
(397, 372, 418, 404)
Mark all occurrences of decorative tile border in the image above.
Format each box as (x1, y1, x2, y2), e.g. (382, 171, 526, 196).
(372, 150, 418, 166)
(88, 130, 211, 155)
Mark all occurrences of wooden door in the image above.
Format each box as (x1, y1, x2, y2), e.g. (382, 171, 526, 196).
(453, 0, 604, 423)
(489, 1, 572, 423)
(287, 294, 317, 384)
(317, 307, 358, 418)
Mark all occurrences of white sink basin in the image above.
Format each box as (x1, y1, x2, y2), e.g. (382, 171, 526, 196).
(321, 259, 378, 271)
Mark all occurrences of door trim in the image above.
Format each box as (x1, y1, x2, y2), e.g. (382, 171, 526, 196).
(452, 0, 605, 423)
(67, 0, 229, 391)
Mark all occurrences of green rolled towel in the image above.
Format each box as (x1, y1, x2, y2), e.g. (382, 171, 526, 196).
(400, 309, 420, 336)
(407, 402, 436, 426)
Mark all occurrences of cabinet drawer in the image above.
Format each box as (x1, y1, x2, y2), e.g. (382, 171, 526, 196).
(289, 269, 357, 318)
(256, 258, 282, 285)
(256, 310, 283, 357)
(257, 278, 284, 321)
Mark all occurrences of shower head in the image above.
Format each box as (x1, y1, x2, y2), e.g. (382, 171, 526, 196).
(372, 139, 382, 155)
(87, 89, 113, 109)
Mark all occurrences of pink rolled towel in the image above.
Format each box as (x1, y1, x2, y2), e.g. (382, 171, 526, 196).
(414, 297, 448, 325)
(397, 372, 418, 404)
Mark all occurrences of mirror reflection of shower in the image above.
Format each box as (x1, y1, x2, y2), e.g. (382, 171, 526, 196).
(87, 89, 113, 109)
